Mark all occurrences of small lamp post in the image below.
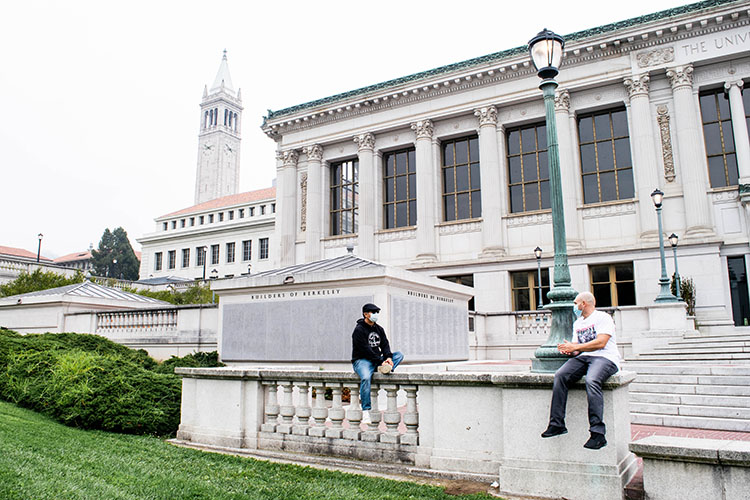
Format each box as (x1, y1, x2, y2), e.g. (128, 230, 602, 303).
(200, 246, 208, 281)
(669, 233, 682, 300)
(36, 233, 43, 263)
(534, 247, 543, 308)
(111, 258, 118, 278)
(528, 29, 578, 373)
(651, 189, 678, 302)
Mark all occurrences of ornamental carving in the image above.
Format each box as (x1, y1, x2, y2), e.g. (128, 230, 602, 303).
(353, 132, 375, 151)
(623, 74, 650, 99)
(300, 173, 308, 232)
(278, 149, 299, 167)
(554, 90, 570, 112)
(376, 228, 417, 242)
(581, 201, 636, 219)
(474, 106, 498, 127)
(411, 120, 434, 140)
(666, 64, 694, 90)
(636, 47, 675, 68)
(505, 212, 552, 228)
(323, 235, 357, 249)
(711, 189, 739, 203)
(438, 220, 482, 235)
(303, 144, 323, 162)
(656, 105, 676, 183)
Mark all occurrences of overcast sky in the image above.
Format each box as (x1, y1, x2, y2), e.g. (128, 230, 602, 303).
(0, 0, 690, 258)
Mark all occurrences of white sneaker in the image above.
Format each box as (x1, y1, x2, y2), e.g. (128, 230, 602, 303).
(360, 411, 371, 424)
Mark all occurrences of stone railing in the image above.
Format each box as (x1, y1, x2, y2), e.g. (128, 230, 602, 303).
(514, 310, 552, 336)
(175, 367, 637, 500)
(96, 309, 178, 333)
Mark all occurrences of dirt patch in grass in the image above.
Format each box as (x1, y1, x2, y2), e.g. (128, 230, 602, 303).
(442, 479, 490, 496)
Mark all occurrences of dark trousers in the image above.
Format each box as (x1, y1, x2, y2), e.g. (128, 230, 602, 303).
(548, 356, 618, 435)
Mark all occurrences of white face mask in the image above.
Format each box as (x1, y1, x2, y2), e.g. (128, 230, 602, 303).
(573, 304, 583, 319)
(369, 312, 379, 323)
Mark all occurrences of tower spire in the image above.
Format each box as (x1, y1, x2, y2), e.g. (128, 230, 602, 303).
(210, 49, 235, 95)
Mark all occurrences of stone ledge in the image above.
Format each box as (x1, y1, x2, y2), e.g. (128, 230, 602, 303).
(630, 435, 750, 466)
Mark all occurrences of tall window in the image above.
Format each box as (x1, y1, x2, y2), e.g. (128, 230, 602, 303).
(196, 247, 205, 267)
(578, 108, 634, 204)
(167, 250, 176, 270)
(242, 240, 251, 261)
(728, 256, 750, 326)
(249, 207, 255, 216)
(438, 275, 475, 311)
(700, 88, 739, 187)
(259, 238, 269, 259)
(442, 136, 481, 221)
(330, 159, 359, 235)
(154, 252, 163, 271)
(210, 244, 219, 265)
(181, 248, 190, 268)
(590, 263, 636, 307)
(383, 148, 417, 228)
(510, 269, 550, 311)
(226, 242, 235, 263)
(260, 205, 266, 215)
(507, 123, 549, 213)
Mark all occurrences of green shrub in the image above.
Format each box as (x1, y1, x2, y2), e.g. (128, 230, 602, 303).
(154, 350, 224, 374)
(0, 269, 85, 297)
(122, 284, 215, 305)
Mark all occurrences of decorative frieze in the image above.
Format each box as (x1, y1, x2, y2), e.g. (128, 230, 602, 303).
(278, 149, 299, 168)
(554, 90, 570, 112)
(624, 74, 650, 99)
(438, 220, 482, 235)
(303, 144, 323, 161)
(300, 173, 308, 232)
(666, 64, 694, 90)
(411, 120, 434, 140)
(474, 106, 498, 127)
(323, 235, 357, 249)
(377, 228, 417, 242)
(636, 47, 675, 68)
(353, 132, 375, 151)
(710, 188, 739, 203)
(581, 201, 636, 219)
(656, 105, 676, 182)
(505, 212, 552, 228)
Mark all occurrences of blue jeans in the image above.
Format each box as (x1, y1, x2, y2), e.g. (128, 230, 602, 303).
(352, 351, 403, 410)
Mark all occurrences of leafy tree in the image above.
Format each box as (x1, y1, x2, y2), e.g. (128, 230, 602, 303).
(0, 269, 85, 297)
(91, 227, 139, 280)
(123, 284, 215, 305)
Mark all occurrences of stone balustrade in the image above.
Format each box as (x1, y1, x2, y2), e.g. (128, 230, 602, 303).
(96, 309, 178, 333)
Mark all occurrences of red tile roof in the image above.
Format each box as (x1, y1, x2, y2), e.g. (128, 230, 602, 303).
(0, 245, 52, 262)
(53, 251, 92, 263)
(159, 187, 276, 219)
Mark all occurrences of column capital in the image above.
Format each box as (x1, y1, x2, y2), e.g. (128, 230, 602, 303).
(411, 120, 434, 140)
(554, 89, 570, 112)
(624, 74, 650, 99)
(303, 144, 323, 161)
(353, 132, 375, 152)
(277, 149, 299, 167)
(666, 64, 694, 90)
(474, 106, 498, 127)
(725, 79, 745, 92)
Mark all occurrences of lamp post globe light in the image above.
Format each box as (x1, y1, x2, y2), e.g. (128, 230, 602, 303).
(669, 233, 682, 300)
(528, 29, 578, 373)
(651, 189, 678, 303)
(36, 233, 43, 263)
(534, 247, 544, 307)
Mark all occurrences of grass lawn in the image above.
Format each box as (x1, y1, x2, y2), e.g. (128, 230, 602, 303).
(0, 401, 494, 500)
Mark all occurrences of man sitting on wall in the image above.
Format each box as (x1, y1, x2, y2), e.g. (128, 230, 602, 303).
(351, 303, 404, 419)
(541, 291, 620, 450)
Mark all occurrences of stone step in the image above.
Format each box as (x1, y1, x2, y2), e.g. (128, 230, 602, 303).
(634, 352, 750, 361)
(630, 392, 750, 408)
(622, 364, 750, 376)
(653, 345, 750, 353)
(629, 383, 750, 396)
(631, 402, 750, 419)
(631, 374, 750, 385)
(667, 339, 750, 348)
(630, 412, 750, 432)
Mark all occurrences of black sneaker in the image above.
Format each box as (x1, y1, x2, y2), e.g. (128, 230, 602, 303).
(541, 425, 568, 438)
(583, 433, 607, 449)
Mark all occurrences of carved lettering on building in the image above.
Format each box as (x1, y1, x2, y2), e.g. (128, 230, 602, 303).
(679, 31, 750, 57)
(300, 173, 308, 232)
(656, 105, 676, 182)
(636, 47, 675, 68)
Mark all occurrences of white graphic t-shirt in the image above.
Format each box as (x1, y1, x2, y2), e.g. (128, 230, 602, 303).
(571, 310, 620, 370)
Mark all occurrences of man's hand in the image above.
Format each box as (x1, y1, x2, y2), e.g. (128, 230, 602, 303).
(383, 357, 393, 366)
(557, 341, 578, 355)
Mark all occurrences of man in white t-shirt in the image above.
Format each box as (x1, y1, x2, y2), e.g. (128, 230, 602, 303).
(541, 291, 620, 450)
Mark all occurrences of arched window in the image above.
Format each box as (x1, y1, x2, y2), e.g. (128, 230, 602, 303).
(224, 109, 228, 126)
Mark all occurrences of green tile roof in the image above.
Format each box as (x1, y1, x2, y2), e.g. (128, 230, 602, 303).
(263, 0, 740, 124)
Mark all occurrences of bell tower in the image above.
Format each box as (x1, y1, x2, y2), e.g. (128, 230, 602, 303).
(195, 50, 242, 204)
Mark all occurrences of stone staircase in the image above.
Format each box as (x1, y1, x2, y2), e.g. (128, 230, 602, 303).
(623, 332, 750, 431)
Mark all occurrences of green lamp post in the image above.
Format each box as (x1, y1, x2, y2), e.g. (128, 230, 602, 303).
(528, 29, 579, 373)
(651, 189, 679, 303)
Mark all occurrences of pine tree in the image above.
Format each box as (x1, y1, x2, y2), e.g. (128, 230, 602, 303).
(91, 227, 140, 280)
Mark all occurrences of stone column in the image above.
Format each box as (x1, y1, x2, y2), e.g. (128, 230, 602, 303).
(276, 150, 298, 267)
(353, 132, 376, 260)
(411, 120, 437, 263)
(554, 89, 582, 249)
(303, 144, 323, 262)
(624, 74, 660, 239)
(667, 64, 714, 236)
(725, 80, 750, 185)
(475, 106, 505, 257)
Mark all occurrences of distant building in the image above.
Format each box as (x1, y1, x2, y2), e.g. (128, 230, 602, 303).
(53, 247, 93, 272)
(0, 245, 76, 285)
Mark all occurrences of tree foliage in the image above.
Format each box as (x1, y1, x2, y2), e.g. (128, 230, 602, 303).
(123, 284, 215, 305)
(0, 269, 85, 298)
(90, 227, 139, 280)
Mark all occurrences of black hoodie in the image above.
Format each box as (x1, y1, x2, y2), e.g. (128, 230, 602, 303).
(351, 317, 393, 365)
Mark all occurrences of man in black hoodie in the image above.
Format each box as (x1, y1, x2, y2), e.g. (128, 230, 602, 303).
(351, 303, 404, 412)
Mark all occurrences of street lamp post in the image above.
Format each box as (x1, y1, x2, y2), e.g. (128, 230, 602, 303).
(651, 189, 678, 303)
(36, 233, 43, 263)
(201, 247, 207, 281)
(528, 29, 578, 373)
(669, 233, 682, 300)
(534, 247, 543, 308)
(112, 258, 118, 279)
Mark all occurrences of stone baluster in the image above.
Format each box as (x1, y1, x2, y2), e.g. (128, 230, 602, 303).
(361, 383, 381, 442)
(325, 383, 345, 438)
(303, 144, 324, 262)
(277, 381, 295, 434)
(260, 381, 279, 432)
(354, 133, 376, 260)
(725, 80, 750, 185)
(308, 382, 328, 437)
(667, 64, 714, 236)
(343, 382, 362, 440)
(411, 120, 437, 263)
(401, 385, 419, 445)
(292, 382, 311, 436)
(475, 106, 506, 258)
(380, 384, 401, 444)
